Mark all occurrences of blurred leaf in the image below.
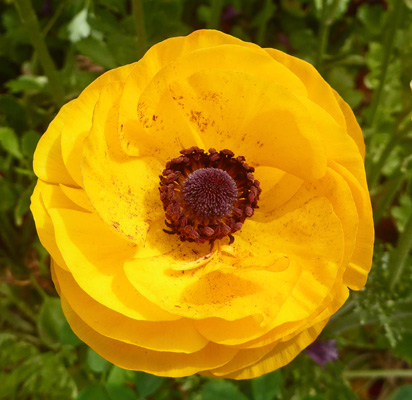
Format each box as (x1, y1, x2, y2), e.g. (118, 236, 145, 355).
(0, 96, 28, 133)
(68, 9, 91, 43)
(105, 383, 137, 400)
(391, 194, 412, 232)
(75, 36, 117, 69)
(14, 183, 34, 226)
(107, 366, 136, 385)
(135, 371, 165, 397)
(87, 347, 111, 372)
(21, 130, 40, 158)
(252, 370, 282, 400)
(0, 178, 17, 211)
(37, 296, 66, 347)
(5, 75, 48, 94)
(388, 385, 412, 400)
(77, 384, 111, 400)
(0, 334, 76, 400)
(201, 380, 249, 400)
(59, 318, 83, 347)
(0, 126, 22, 159)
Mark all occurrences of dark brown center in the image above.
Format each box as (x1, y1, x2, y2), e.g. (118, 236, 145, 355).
(159, 147, 261, 244)
(182, 168, 238, 219)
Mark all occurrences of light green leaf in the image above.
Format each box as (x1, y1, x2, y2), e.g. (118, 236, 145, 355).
(87, 348, 111, 373)
(68, 9, 91, 43)
(201, 380, 249, 400)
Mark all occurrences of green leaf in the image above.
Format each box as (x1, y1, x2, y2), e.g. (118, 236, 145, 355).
(75, 36, 117, 69)
(5, 75, 48, 94)
(21, 130, 40, 158)
(77, 384, 111, 400)
(200, 380, 249, 400)
(135, 371, 165, 397)
(14, 183, 34, 226)
(252, 370, 282, 400)
(87, 348, 111, 373)
(37, 297, 66, 347)
(105, 384, 137, 400)
(107, 366, 136, 385)
(68, 9, 91, 43)
(387, 385, 412, 400)
(0, 127, 22, 159)
(59, 319, 83, 347)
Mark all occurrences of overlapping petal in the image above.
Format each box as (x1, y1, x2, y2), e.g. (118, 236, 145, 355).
(31, 29, 374, 379)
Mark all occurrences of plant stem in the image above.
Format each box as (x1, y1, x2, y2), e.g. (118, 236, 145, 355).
(389, 209, 412, 289)
(315, 0, 340, 74)
(14, 0, 65, 107)
(132, 0, 147, 59)
(368, 0, 403, 128)
(207, 0, 223, 30)
(343, 369, 412, 379)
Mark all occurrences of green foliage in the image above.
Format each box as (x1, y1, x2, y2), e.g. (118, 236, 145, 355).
(1, 0, 412, 399)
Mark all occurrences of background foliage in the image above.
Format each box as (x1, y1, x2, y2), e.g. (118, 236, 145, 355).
(1, 0, 412, 399)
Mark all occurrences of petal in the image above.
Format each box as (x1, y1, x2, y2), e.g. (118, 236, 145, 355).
(125, 194, 344, 326)
(254, 166, 303, 214)
(33, 101, 77, 186)
(330, 161, 374, 289)
(59, 184, 94, 212)
(48, 206, 178, 321)
(30, 182, 67, 269)
(61, 295, 237, 377)
(82, 81, 164, 245)
(53, 263, 208, 353)
(332, 89, 365, 159)
(265, 48, 346, 129)
(120, 67, 326, 180)
(60, 64, 135, 186)
(214, 319, 328, 379)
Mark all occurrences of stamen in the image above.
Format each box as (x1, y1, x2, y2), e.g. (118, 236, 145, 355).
(159, 147, 261, 244)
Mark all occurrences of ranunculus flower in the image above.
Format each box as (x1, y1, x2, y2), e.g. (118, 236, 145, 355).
(31, 30, 374, 379)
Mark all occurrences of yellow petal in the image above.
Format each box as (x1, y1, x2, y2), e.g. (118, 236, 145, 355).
(125, 193, 343, 327)
(53, 263, 208, 353)
(61, 296, 237, 377)
(331, 161, 374, 289)
(48, 207, 178, 321)
(265, 48, 346, 128)
(82, 81, 163, 245)
(215, 319, 328, 379)
(33, 101, 77, 186)
(332, 89, 365, 159)
(30, 182, 67, 269)
(59, 184, 94, 212)
(254, 166, 303, 214)
(60, 64, 135, 186)
(210, 342, 278, 377)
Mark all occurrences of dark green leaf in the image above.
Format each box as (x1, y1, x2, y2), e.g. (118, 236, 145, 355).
(388, 385, 412, 400)
(252, 370, 282, 400)
(0, 127, 22, 159)
(77, 384, 111, 400)
(37, 297, 66, 347)
(21, 130, 41, 158)
(135, 371, 165, 397)
(105, 383, 137, 400)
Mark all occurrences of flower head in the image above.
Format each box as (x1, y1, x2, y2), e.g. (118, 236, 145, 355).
(31, 30, 374, 379)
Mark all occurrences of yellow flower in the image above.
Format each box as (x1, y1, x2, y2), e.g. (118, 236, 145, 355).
(31, 30, 374, 379)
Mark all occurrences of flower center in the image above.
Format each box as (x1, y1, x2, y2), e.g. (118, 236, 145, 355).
(159, 147, 261, 244)
(182, 168, 238, 219)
